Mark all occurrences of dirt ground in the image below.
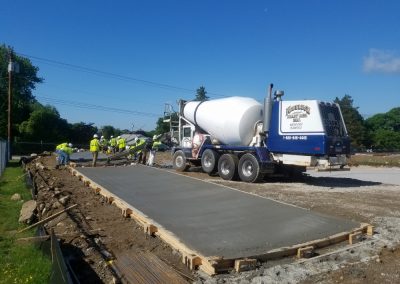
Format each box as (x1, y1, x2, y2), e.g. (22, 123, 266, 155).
(26, 152, 400, 283)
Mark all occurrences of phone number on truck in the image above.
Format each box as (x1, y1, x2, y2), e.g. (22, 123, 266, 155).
(282, 135, 308, 140)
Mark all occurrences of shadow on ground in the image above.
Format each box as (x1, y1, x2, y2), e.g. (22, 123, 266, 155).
(303, 176, 381, 188)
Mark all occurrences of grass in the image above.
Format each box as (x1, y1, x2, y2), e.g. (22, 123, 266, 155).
(350, 153, 400, 167)
(0, 161, 51, 284)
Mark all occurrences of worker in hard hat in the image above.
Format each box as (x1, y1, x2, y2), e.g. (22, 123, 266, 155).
(62, 143, 73, 165)
(109, 135, 117, 154)
(142, 136, 153, 165)
(55, 142, 73, 168)
(55, 142, 67, 165)
(147, 134, 162, 166)
(90, 134, 101, 167)
(100, 135, 108, 153)
(129, 137, 146, 163)
(117, 136, 126, 152)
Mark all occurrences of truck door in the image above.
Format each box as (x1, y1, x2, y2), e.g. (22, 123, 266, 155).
(181, 125, 194, 148)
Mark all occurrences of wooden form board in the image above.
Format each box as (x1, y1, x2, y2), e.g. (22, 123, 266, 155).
(69, 167, 372, 275)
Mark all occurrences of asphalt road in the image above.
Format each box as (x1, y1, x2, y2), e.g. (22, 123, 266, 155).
(307, 166, 400, 186)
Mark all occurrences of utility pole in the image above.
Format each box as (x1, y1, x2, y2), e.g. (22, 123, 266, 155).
(7, 49, 19, 161)
(7, 50, 13, 161)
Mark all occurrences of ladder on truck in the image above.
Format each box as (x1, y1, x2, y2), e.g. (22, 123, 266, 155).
(163, 103, 179, 146)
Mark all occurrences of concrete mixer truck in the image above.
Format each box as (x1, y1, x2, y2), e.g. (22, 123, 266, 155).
(171, 84, 350, 182)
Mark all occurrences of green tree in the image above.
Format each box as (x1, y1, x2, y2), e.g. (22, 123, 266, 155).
(155, 112, 178, 134)
(18, 104, 69, 143)
(371, 129, 400, 151)
(195, 86, 209, 101)
(334, 94, 366, 149)
(100, 125, 120, 139)
(68, 122, 98, 147)
(365, 108, 400, 132)
(365, 107, 400, 150)
(0, 45, 43, 138)
(155, 117, 170, 134)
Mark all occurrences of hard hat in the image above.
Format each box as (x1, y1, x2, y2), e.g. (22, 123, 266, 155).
(134, 137, 138, 142)
(111, 135, 113, 138)
(101, 136, 104, 138)
(68, 143, 73, 147)
(153, 135, 158, 140)
(94, 134, 98, 138)
(117, 136, 121, 139)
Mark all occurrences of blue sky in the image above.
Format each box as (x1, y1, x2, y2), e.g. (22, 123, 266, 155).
(2, 0, 399, 131)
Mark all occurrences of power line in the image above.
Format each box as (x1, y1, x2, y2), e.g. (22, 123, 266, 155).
(1, 89, 164, 117)
(37, 82, 166, 108)
(17, 52, 226, 97)
(36, 95, 160, 118)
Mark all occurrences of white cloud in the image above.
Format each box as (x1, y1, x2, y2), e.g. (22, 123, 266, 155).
(363, 49, 400, 73)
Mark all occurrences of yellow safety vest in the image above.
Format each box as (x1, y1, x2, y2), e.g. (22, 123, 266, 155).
(90, 138, 100, 152)
(152, 141, 162, 150)
(129, 139, 146, 154)
(110, 138, 117, 146)
(118, 138, 126, 149)
(61, 146, 73, 155)
(56, 143, 68, 150)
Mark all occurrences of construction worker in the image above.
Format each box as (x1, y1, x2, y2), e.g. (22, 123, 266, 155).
(100, 135, 108, 153)
(132, 137, 148, 164)
(142, 137, 153, 165)
(117, 136, 126, 152)
(55, 142, 68, 166)
(56, 142, 73, 168)
(147, 134, 162, 166)
(90, 134, 101, 167)
(109, 135, 117, 154)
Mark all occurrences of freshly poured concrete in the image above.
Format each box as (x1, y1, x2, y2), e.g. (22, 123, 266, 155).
(70, 151, 108, 161)
(78, 166, 357, 259)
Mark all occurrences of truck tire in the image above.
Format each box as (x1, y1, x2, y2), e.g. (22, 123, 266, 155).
(173, 150, 189, 172)
(218, 154, 238, 181)
(201, 149, 219, 174)
(238, 153, 264, 183)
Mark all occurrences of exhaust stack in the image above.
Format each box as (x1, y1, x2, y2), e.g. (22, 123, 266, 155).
(263, 83, 274, 134)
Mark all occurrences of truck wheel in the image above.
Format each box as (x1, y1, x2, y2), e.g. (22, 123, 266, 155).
(173, 150, 189, 172)
(238, 153, 264, 183)
(201, 149, 219, 174)
(218, 154, 238, 181)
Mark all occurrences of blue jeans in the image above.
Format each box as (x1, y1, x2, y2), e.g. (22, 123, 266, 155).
(58, 151, 69, 165)
(55, 150, 62, 165)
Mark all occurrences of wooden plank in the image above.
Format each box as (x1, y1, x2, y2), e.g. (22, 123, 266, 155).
(105, 196, 114, 204)
(182, 253, 202, 270)
(297, 246, 314, 258)
(114, 252, 188, 284)
(367, 225, 374, 236)
(234, 258, 257, 272)
(144, 223, 158, 236)
(17, 204, 78, 234)
(349, 231, 362, 245)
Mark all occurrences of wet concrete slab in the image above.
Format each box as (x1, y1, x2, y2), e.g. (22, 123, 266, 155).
(70, 151, 108, 161)
(77, 165, 357, 259)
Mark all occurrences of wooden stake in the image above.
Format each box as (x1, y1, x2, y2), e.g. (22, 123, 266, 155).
(17, 204, 77, 234)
